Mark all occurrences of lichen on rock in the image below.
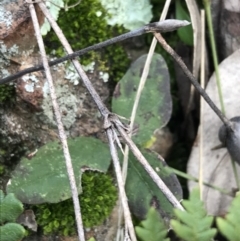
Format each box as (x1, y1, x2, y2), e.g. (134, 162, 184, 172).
(41, 80, 80, 129)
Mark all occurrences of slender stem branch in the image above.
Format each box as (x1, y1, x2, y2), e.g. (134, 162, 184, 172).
(119, 3, 173, 238)
(204, 0, 240, 187)
(154, 33, 233, 130)
(0, 20, 190, 85)
(120, 1, 172, 237)
(38, 2, 109, 116)
(123, 0, 172, 181)
(28, 3, 85, 241)
(106, 129, 137, 241)
(199, 9, 205, 200)
(113, 119, 184, 211)
(166, 167, 234, 197)
(231, 158, 240, 190)
(203, 0, 225, 114)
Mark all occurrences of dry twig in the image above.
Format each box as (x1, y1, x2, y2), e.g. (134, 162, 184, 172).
(154, 33, 233, 131)
(119, 1, 172, 239)
(0, 20, 190, 85)
(28, 2, 85, 241)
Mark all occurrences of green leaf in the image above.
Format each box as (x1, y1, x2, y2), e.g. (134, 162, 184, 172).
(217, 219, 239, 241)
(54, 220, 60, 228)
(87, 237, 96, 241)
(0, 191, 23, 223)
(7, 137, 111, 204)
(135, 207, 170, 241)
(0, 223, 25, 241)
(112, 53, 172, 146)
(171, 220, 193, 241)
(217, 193, 240, 241)
(41, 0, 64, 35)
(124, 149, 182, 221)
(197, 229, 219, 241)
(175, 0, 193, 46)
(171, 188, 217, 241)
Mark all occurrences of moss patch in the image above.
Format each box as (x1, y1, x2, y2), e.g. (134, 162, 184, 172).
(32, 171, 117, 236)
(0, 84, 15, 103)
(45, 0, 130, 82)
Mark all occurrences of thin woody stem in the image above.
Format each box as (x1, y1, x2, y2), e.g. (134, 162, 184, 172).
(28, 2, 85, 241)
(106, 128, 137, 241)
(0, 20, 190, 85)
(154, 32, 232, 130)
(112, 117, 184, 211)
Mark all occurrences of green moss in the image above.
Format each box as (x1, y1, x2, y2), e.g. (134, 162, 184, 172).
(32, 171, 117, 236)
(0, 84, 15, 103)
(45, 0, 130, 82)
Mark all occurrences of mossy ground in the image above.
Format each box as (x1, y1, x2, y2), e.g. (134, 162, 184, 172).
(31, 171, 117, 236)
(44, 0, 130, 82)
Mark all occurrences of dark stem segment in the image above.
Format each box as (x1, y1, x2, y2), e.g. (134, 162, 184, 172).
(153, 32, 232, 130)
(0, 20, 190, 85)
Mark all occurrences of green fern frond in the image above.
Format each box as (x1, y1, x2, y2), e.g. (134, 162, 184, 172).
(217, 193, 240, 241)
(171, 188, 217, 241)
(135, 207, 170, 241)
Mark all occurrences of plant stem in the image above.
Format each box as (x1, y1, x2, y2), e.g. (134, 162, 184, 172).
(123, 0, 172, 181)
(29, 3, 85, 241)
(154, 33, 232, 130)
(106, 129, 137, 241)
(199, 9, 206, 200)
(203, 0, 225, 115)
(113, 117, 184, 211)
(204, 0, 240, 186)
(119, 2, 173, 238)
(166, 167, 233, 197)
(0, 20, 190, 85)
(231, 158, 240, 190)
